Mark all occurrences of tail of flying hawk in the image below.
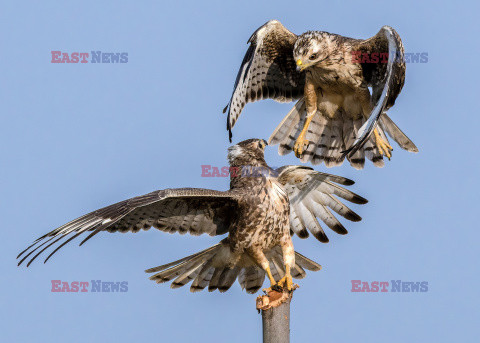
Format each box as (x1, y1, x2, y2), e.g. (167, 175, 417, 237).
(268, 99, 418, 170)
(145, 240, 321, 294)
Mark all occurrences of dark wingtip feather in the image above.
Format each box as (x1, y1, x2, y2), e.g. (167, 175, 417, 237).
(79, 229, 101, 246)
(145, 265, 169, 273)
(314, 232, 329, 243)
(43, 231, 85, 264)
(331, 223, 348, 235)
(16, 251, 26, 260)
(150, 275, 168, 283)
(222, 105, 228, 113)
(17, 243, 35, 260)
(345, 211, 362, 222)
(190, 285, 204, 292)
(297, 229, 310, 239)
(17, 235, 50, 259)
(352, 195, 369, 204)
(24, 234, 69, 267)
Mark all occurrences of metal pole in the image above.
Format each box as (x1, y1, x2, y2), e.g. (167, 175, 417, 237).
(257, 290, 293, 343)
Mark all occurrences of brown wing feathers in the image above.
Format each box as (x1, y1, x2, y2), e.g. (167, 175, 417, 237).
(17, 188, 237, 266)
(224, 20, 305, 141)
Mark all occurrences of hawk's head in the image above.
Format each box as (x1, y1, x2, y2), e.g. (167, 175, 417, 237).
(227, 138, 267, 167)
(293, 31, 336, 71)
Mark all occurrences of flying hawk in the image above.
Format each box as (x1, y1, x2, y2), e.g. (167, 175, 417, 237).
(224, 20, 418, 169)
(17, 139, 367, 293)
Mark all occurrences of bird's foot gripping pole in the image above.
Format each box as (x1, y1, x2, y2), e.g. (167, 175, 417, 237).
(276, 273, 296, 292)
(258, 265, 298, 311)
(374, 128, 393, 159)
(261, 265, 297, 294)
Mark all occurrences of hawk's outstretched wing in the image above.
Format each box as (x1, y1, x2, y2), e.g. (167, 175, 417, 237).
(17, 188, 238, 266)
(276, 166, 368, 242)
(224, 20, 305, 141)
(343, 26, 407, 156)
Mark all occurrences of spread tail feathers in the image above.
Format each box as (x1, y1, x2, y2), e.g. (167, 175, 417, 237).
(269, 100, 417, 169)
(145, 242, 321, 294)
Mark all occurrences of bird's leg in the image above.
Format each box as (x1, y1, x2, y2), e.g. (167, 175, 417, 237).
(276, 238, 297, 292)
(248, 249, 279, 293)
(261, 264, 286, 293)
(265, 266, 277, 288)
(374, 128, 393, 160)
(294, 79, 317, 157)
(293, 113, 314, 157)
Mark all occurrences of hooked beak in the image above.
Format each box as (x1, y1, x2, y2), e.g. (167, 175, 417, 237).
(296, 59, 304, 72)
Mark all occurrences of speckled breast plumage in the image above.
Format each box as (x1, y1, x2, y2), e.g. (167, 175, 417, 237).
(229, 176, 290, 253)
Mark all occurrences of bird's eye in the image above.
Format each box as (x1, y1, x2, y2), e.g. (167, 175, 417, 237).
(309, 54, 317, 60)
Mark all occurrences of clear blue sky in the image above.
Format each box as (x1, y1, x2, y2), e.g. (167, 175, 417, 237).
(2, 1, 478, 342)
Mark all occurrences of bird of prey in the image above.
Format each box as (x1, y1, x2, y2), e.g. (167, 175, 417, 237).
(224, 20, 418, 169)
(17, 139, 367, 293)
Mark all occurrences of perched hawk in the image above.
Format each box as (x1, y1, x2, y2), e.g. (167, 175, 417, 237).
(224, 20, 418, 169)
(17, 139, 367, 293)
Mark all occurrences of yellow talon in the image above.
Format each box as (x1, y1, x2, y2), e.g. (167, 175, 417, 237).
(374, 128, 393, 160)
(293, 134, 309, 157)
(276, 266, 296, 292)
(263, 265, 297, 293)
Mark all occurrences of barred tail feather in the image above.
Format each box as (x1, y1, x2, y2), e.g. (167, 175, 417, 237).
(269, 104, 414, 168)
(146, 242, 321, 294)
(343, 117, 366, 169)
(301, 113, 327, 164)
(344, 116, 386, 168)
(146, 244, 220, 285)
(268, 98, 305, 150)
(238, 266, 265, 294)
(311, 116, 332, 165)
(323, 117, 344, 167)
